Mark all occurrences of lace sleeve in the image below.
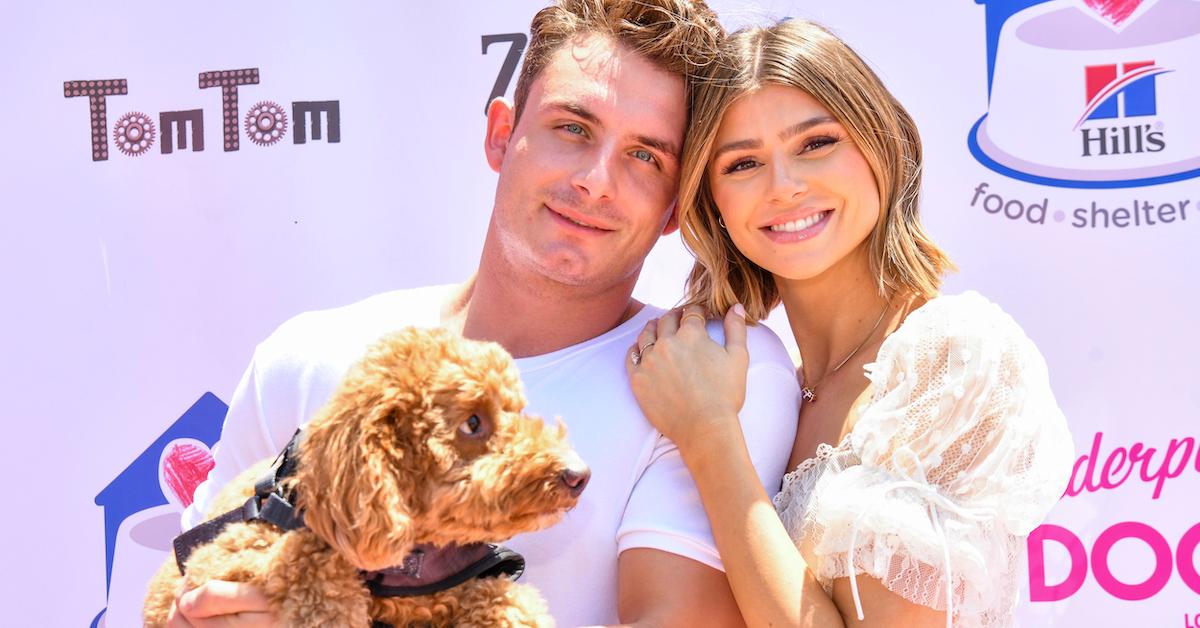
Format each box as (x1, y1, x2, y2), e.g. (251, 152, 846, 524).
(794, 293, 1074, 628)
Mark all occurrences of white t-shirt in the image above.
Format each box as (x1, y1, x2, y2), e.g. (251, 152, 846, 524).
(185, 285, 800, 626)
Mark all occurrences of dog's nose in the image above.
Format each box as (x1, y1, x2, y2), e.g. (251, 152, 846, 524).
(558, 465, 591, 497)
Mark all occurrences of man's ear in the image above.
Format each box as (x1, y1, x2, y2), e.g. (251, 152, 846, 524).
(484, 97, 515, 173)
(661, 198, 680, 236)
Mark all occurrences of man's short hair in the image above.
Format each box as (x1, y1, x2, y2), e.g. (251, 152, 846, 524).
(512, 0, 724, 123)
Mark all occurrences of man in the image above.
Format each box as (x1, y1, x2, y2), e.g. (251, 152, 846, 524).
(172, 1, 800, 625)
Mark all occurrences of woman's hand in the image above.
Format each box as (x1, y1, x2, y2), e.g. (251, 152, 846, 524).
(626, 303, 749, 453)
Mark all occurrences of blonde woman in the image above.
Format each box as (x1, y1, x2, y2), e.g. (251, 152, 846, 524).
(626, 19, 1074, 628)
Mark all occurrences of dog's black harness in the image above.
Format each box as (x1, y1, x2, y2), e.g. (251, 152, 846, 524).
(172, 428, 527, 616)
(173, 430, 307, 572)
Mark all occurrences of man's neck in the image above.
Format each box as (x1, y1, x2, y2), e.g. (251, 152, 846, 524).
(443, 269, 642, 359)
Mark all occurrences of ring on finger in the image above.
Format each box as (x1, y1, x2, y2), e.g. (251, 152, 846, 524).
(639, 341, 656, 354)
(681, 311, 707, 326)
(630, 350, 642, 366)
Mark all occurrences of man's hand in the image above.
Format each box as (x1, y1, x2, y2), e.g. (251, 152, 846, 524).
(167, 581, 278, 628)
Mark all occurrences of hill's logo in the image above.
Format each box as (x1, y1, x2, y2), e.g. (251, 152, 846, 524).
(1077, 60, 1172, 157)
(1080, 61, 1165, 124)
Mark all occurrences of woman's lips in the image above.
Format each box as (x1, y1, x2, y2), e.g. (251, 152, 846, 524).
(761, 209, 832, 242)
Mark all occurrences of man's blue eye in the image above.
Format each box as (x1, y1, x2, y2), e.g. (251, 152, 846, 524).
(565, 123, 584, 135)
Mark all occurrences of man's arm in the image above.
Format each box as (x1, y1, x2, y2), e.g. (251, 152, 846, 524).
(612, 549, 745, 628)
(171, 327, 323, 624)
(183, 352, 281, 530)
(610, 327, 800, 627)
(171, 349, 291, 627)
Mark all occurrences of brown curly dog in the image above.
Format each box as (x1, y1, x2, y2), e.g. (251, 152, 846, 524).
(143, 327, 588, 627)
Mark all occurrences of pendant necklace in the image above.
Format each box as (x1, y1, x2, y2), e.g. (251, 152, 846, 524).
(800, 301, 890, 404)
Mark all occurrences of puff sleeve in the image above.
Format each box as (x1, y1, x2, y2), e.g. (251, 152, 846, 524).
(775, 293, 1074, 628)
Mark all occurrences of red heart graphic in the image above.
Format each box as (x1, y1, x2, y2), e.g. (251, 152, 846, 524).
(1079, 0, 1149, 27)
(160, 440, 215, 508)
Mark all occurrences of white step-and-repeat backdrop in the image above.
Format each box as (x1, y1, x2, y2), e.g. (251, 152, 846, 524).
(0, 0, 1196, 625)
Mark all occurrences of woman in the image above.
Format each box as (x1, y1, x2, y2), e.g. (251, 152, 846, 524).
(626, 19, 1074, 628)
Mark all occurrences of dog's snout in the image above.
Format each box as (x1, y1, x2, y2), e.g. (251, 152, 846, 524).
(556, 463, 590, 499)
(558, 459, 591, 497)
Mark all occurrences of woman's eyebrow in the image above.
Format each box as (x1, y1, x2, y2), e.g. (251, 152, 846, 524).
(778, 116, 836, 141)
(712, 116, 838, 161)
(712, 138, 762, 161)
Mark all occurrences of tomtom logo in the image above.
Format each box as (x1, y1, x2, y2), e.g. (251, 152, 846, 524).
(1077, 61, 1170, 158)
(64, 68, 340, 162)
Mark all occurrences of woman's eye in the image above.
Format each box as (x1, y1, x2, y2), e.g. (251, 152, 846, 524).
(722, 159, 759, 174)
(802, 135, 840, 153)
(459, 414, 482, 435)
(632, 148, 655, 164)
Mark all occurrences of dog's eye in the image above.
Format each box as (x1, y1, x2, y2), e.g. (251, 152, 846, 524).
(459, 414, 483, 436)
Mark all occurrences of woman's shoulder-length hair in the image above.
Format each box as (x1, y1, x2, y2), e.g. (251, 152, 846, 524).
(678, 19, 954, 322)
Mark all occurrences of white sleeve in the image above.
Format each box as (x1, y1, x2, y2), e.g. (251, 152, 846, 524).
(181, 350, 284, 530)
(789, 295, 1074, 619)
(616, 361, 800, 570)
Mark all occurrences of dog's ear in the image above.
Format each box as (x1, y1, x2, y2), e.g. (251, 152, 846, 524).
(294, 400, 418, 571)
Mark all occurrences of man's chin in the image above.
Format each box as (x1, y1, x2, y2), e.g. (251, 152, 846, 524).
(507, 241, 639, 290)
(533, 264, 597, 288)
(525, 247, 597, 284)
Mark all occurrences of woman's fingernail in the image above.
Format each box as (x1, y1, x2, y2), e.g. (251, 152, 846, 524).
(732, 303, 746, 318)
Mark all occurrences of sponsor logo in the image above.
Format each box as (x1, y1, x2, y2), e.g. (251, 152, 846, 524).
(64, 68, 340, 162)
(966, 0, 1199, 229)
(1030, 431, 1200, 604)
(1078, 61, 1171, 158)
(968, 0, 1200, 189)
(1080, 61, 1165, 124)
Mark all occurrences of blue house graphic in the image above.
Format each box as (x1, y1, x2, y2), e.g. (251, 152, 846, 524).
(91, 392, 227, 628)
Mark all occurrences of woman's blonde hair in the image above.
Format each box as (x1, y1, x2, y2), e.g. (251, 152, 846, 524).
(679, 19, 953, 322)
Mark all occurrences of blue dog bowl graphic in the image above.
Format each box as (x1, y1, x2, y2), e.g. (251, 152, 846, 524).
(969, 0, 1200, 188)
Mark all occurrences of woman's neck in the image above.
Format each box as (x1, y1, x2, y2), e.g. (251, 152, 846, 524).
(776, 244, 895, 380)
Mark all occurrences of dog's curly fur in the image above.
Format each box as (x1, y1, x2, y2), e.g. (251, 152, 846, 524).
(144, 327, 585, 627)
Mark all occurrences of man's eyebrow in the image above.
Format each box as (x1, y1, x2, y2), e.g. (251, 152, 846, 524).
(547, 101, 601, 126)
(778, 116, 837, 141)
(547, 101, 679, 163)
(637, 135, 680, 162)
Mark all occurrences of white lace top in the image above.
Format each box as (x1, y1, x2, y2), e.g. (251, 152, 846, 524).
(773, 292, 1074, 628)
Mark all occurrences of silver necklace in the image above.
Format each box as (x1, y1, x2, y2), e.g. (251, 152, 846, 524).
(800, 301, 890, 404)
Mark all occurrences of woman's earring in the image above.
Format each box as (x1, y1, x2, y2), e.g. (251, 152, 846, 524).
(718, 217, 726, 229)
